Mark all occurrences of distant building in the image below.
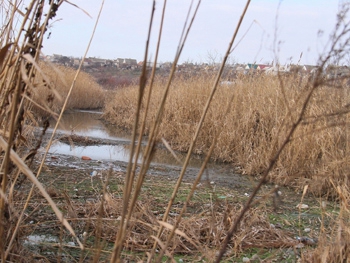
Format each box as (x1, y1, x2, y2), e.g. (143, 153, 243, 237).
(88, 57, 108, 67)
(160, 62, 172, 69)
(114, 58, 137, 69)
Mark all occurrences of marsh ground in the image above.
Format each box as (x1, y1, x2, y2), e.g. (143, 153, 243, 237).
(20, 132, 338, 262)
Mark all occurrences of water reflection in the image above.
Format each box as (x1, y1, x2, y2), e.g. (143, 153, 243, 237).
(48, 110, 203, 168)
(50, 110, 132, 141)
(48, 142, 203, 167)
(49, 142, 140, 163)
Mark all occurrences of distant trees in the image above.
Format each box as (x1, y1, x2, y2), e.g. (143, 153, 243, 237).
(56, 56, 72, 66)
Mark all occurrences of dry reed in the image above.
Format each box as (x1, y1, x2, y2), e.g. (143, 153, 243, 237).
(1, 0, 350, 262)
(104, 73, 350, 195)
(0, 0, 104, 261)
(302, 184, 350, 262)
(32, 62, 106, 115)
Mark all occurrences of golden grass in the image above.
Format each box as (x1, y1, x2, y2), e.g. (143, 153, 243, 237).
(1, 0, 350, 262)
(0, 1, 106, 261)
(104, 74, 350, 194)
(31, 62, 106, 115)
(302, 185, 350, 262)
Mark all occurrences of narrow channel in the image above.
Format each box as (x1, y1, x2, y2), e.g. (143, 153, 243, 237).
(46, 110, 205, 168)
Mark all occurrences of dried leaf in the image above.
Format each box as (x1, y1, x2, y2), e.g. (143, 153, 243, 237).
(161, 137, 182, 165)
(157, 220, 199, 249)
(302, 185, 309, 197)
(63, 0, 93, 18)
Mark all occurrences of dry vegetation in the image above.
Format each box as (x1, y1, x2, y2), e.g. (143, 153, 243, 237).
(0, 0, 350, 262)
(14, 166, 303, 262)
(32, 62, 106, 115)
(104, 73, 349, 195)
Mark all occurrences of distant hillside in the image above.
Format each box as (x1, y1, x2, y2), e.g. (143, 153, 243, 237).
(84, 67, 142, 90)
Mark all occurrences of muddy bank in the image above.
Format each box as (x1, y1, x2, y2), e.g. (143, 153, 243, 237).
(36, 129, 254, 192)
(37, 151, 254, 192)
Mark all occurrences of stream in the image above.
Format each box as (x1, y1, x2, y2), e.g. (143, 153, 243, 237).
(41, 109, 253, 189)
(47, 110, 204, 168)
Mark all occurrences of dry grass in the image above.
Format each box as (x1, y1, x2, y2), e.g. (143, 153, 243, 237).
(103, 73, 350, 195)
(0, 1, 105, 261)
(302, 185, 350, 262)
(1, 0, 350, 262)
(19, 167, 300, 262)
(32, 62, 106, 115)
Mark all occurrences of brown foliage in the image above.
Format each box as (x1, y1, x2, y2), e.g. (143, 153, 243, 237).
(103, 73, 350, 195)
(32, 62, 106, 115)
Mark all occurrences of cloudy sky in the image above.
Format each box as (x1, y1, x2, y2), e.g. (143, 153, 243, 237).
(41, 0, 342, 65)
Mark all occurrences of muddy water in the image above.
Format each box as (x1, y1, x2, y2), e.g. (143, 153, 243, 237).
(45, 110, 253, 190)
(49, 110, 131, 141)
(48, 110, 205, 168)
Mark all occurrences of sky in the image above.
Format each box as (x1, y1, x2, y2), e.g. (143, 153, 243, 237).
(39, 0, 343, 65)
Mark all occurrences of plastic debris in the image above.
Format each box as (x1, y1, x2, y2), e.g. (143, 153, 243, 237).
(296, 203, 309, 209)
(296, 236, 318, 246)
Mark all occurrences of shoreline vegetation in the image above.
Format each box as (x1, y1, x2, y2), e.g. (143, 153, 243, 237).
(32, 62, 106, 116)
(103, 74, 349, 195)
(1, 1, 349, 262)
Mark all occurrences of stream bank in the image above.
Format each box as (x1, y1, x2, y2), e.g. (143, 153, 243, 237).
(38, 109, 254, 191)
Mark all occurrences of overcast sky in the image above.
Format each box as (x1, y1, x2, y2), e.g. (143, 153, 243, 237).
(40, 0, 343, 65)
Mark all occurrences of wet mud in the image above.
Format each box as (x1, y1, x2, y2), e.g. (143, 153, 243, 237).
(36, 110, 255, 191)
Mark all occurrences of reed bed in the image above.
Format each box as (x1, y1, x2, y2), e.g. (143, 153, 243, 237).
(32, 62, 106, 115)
(103, 73, 350, 194)
(1, 0, 350, 262)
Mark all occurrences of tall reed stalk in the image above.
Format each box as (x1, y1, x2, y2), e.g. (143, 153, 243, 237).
(0, 1, 104, 261)
(1, 0, 349, 262)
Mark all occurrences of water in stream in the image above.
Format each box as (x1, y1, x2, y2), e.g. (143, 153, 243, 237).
(41, 109, 252, 195)
(47, 110, 204, 168)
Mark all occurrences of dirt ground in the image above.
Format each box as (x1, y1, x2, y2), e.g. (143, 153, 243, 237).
(21, 133, 339, 262)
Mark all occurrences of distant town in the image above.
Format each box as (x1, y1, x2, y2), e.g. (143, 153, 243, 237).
(44, 54, 350, 81)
